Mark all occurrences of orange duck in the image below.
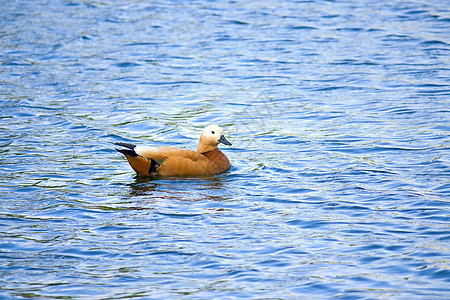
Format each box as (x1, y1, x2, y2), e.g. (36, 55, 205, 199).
(115, 125, 232, 177)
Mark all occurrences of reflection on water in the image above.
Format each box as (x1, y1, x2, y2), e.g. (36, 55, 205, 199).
(1, 0, 449, 299)
(128, 176, 228, 202)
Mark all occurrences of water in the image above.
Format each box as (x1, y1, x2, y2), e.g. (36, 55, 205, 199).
(1, 0, 449, 298)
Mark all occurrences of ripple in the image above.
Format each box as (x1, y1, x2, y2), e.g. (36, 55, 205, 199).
(113, 62, 142, 68)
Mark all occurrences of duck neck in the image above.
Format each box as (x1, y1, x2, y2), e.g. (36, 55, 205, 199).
(197, 144, 218, 154)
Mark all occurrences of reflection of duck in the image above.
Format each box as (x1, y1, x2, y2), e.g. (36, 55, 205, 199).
(128, 176, 227, 202)
(115, 125, 232, 177)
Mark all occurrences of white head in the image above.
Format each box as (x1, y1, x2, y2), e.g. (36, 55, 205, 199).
(197, 125, 232, 153)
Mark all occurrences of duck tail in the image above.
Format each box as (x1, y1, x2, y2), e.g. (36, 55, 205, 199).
(115, 142, 159, 176)
(115, 142, 138, 157)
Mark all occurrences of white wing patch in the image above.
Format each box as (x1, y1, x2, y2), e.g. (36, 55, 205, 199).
(134, 146, 160, 157)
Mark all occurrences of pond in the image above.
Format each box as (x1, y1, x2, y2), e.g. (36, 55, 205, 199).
(1, 0, 449, 298)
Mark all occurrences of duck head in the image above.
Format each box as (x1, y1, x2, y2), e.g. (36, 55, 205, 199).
(197, 125, 232, 153)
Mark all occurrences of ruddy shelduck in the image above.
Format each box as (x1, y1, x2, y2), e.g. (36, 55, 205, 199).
(115, 125, 232, 177)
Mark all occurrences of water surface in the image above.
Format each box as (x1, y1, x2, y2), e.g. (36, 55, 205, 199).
(1, 0, 449, 299)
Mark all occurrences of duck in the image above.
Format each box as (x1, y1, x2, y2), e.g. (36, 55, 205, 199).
(115, 124, 232, 177)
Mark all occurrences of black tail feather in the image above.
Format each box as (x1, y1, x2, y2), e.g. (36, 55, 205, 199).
(115, 148, 139, 157)
(114, 142, 136, 150)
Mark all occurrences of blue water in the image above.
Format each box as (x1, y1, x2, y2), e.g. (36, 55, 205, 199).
(1, 0, 449, 298)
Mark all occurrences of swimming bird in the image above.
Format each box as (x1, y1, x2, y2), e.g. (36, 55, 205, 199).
(115, 125, 232, 177)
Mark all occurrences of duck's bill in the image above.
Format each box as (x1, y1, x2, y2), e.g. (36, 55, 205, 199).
(219, 135, 232, 146)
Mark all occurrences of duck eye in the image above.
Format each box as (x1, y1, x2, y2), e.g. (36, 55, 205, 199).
(211, 131, 215, 134)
